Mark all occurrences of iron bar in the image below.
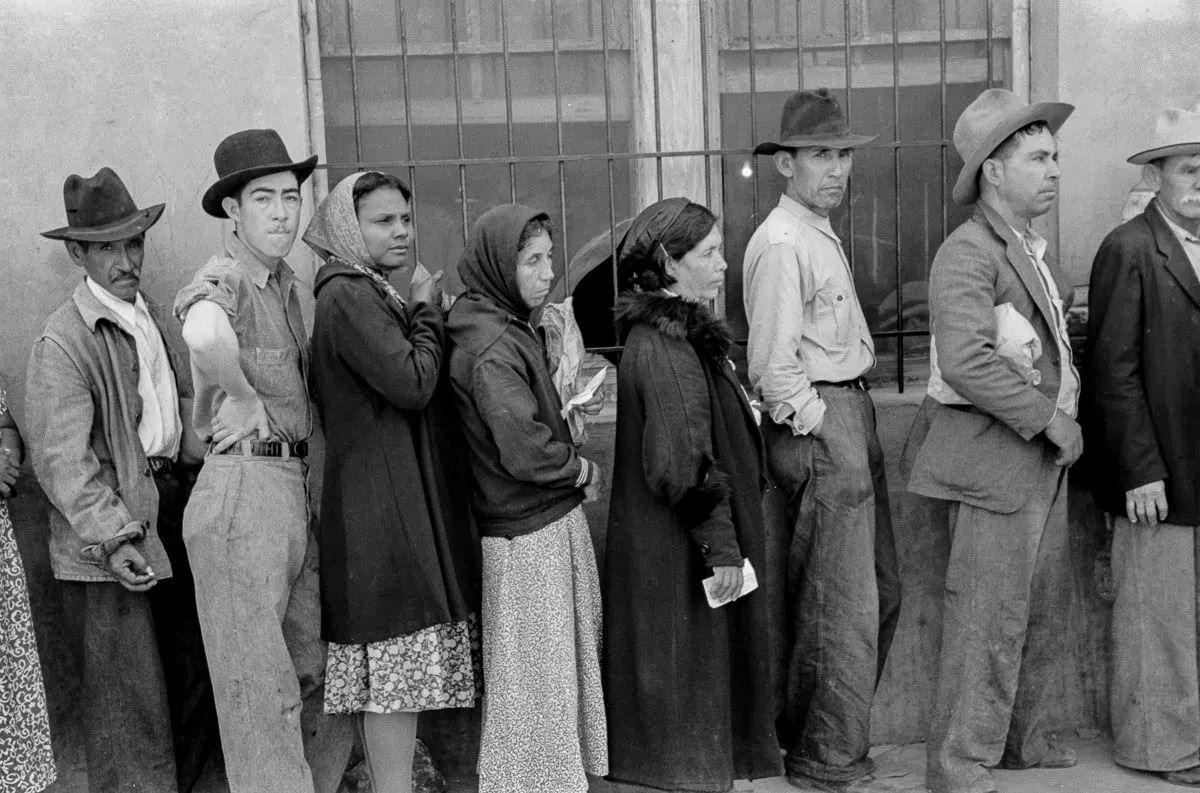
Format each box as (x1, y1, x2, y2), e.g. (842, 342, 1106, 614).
(343, 0, 363, 162)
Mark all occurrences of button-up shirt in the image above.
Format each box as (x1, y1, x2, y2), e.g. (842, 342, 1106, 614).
(86, 278, 182, 458)
(1019, 225, 1080, 417)
(743, 193, 875, 434)
(1157, 201, 1200, 282)
(174, 231, 312, 443)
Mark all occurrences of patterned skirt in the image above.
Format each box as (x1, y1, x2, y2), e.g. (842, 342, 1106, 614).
(0, 501, 56, 793)
(324, 615, 479, 714)
(477, 506, 608, 793)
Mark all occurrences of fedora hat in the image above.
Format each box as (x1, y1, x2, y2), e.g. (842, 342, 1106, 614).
(753, 88, 876, 155)
(952, 88, 1073, 206)
(1127, 107, 1200, 165)
(202, 129, 318, 218)
(41, 168, 164, 243)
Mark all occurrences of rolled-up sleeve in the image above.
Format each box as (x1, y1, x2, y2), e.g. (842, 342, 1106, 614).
(174, 262, 241, 322)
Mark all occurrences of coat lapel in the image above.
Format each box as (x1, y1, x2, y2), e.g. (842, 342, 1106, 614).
(977, 202, 1058, 331)
(1146, 199, 1200, 312)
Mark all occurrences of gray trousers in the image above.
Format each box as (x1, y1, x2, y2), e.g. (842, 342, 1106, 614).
(1111, 516, 1200, 772)
(926, 464, 1069, 793)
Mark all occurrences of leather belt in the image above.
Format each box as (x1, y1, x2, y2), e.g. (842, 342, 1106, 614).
(812, 377, 870, 391)
(214, 439, 309, 459)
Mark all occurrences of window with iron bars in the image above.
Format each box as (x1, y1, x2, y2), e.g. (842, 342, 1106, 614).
(314, 0, 1013, 392)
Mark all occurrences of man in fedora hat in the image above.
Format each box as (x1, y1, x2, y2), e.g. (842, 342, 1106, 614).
(903, 88, 1082, 793)
(1085, 107, 1200, 787)
(743, 88, 901, 792)
(174, 129, 351, 793)
(26, 167, 218, 792)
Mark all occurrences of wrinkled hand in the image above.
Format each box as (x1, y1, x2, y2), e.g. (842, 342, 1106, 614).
(582, 462, 604, 503)
(1126, 480, 1168, 526)
(105, 544, 157, 592)
(0, 452, 17, 499)
(211, 394, 270, 453)
(709, 564, 744, 605)
(412, 269, 444, 307)
(1043, 409, 1083, 467)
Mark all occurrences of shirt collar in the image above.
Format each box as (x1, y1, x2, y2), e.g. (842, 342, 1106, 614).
(1009, 222, 1048, 262)
(84, 276, 149, 328)
(777, 193, 840, 240)
(1156, 201, 1200, 245)
(224, 230, 294, 290)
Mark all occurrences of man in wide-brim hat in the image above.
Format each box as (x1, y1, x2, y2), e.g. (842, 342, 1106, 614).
(1085, 106, 1200, 788)
(904, 88, 1083, 793)
(27, 167, 219, 792)
(173, 129, 352, 793)
(743, 88, 901, 792)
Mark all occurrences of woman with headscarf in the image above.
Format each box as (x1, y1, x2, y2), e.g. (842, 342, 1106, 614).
(304, 172, 479, 793)
(603, 198, 782, 792)
(446, 204, 607, 793)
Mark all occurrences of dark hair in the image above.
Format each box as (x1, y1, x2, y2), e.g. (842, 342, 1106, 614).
(517, 215, 554, 253)
(987, 121, 1051, 164)
(352, 171, 412, 214)
(626, 202, 718, 292)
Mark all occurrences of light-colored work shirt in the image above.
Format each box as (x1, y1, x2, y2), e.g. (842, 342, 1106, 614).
(86, 277, 182, 458)
(1157, 202, 1200, 282)
(743, 193, 875, 435)
(1020, 225, 1079, 417)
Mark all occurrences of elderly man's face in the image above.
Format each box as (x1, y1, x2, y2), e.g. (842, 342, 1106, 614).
(1154, 154, 1200, 233)
(68, 234, 146, 304)
(775, 147, 854, 217)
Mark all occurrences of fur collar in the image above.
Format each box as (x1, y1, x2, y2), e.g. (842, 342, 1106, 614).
(613, 291, 733, 368)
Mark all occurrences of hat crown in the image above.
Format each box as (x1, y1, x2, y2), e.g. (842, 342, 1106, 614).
(779, 88, 851, 141)
(213, 128, 295, 180)
(953, 88, 1030, 162)
(1151, 107, 1200, 153)
(63, 168, 140, 229)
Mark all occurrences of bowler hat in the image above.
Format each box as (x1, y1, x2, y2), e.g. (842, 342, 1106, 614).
(1127, 107, 1200, 165)
(753, 88, 876, 155)
(952, 88, 1073, 206)
(202, 129, 318, 218)
(41, 167, 164, 243)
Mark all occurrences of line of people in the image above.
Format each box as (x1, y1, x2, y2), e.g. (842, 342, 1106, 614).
(3, 81, 1200, 793)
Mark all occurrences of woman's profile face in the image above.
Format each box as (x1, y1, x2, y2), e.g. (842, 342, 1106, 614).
(357, 187, 413, 272)
(515, 230, 554, 308)
(666, 224, 726, 302)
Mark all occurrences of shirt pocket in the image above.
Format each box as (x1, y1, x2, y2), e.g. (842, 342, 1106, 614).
(812, 286, 853, 349)
(248, 346, 300, 399)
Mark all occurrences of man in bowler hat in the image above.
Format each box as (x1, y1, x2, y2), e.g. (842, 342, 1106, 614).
(1086, 107, 1200, 787)
(904, 88, 1082, 793)
(743, 89, 900, 792)
(27, 168, 218, 792)
(174, 129, 352, 793)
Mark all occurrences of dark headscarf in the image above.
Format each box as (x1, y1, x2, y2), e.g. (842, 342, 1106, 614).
(615, 197, 690, 284)
(457, 203, 550, 322)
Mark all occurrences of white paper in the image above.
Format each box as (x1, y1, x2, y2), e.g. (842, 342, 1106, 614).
(560, 366, 609, 418)
(702, 558, 759, 608)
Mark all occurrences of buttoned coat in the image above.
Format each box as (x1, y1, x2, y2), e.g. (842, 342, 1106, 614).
(1084, 200, 1200, 524)
(905, 201, 1073, 512)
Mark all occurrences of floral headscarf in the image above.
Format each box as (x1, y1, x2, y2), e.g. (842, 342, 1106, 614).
(302, 172, 376, 268)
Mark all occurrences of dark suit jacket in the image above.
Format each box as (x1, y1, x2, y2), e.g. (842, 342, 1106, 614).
(1084, 199, 1200, 524)
(905, 200, 1072, 513)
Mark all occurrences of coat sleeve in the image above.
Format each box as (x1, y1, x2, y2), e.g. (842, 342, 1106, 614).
(26, 337, 143, 562)
(327, 282, 444, 411)
(930, 237, 1057, 439)
(634, 332, 742, 568)
(1086, 232, 1167, 490)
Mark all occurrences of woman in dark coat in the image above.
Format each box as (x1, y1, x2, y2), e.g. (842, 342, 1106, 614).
(603, 198, 782, 792)
(304, 172, 478, 793)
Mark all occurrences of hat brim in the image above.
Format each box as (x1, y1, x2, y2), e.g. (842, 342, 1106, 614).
(40, 203, 166, 242)
(1127, 142, 1200, 165)
(202, 155, 319, 218)
(754, 132, 877, 156)
(953, 102, 1074, 206)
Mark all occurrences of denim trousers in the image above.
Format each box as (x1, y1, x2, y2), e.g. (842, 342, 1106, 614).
(763, 385, 902, 783)
(182, 454, 353, 793)
(926, 464, 1068, 793)
(1110, 516, 1200, 772)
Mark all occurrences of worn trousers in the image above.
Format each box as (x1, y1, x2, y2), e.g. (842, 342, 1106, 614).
(1110, 516, 1200, 772)
(763, 385, 901, 783)
(182, 454, 353, 793)
(926, 464, 1069, 793)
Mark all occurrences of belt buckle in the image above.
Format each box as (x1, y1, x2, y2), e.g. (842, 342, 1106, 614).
(147, 456, 170, 473)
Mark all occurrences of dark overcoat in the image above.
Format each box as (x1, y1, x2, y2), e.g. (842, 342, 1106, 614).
(311, 262, 477, 644)
(1084, 199, 1200, 523)
(603, 292, 782, 793)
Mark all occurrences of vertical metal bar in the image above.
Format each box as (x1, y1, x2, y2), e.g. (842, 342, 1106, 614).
(795, 0, 805, 90)
(499, 0, 517, 202)
(985, 0, 995, 87)
(939, 0, 948, 239)
(549, 0, 571, 291)
(842, 0, 856, 280)
(891, 0, 904, 391)
(602, 0, 619, 306)
(649, 0, 664, 200)
(698, 0, 713, 206)
(343, 0, 363, 162)
(396, 0, 419, 266)
(747, 0, 759, 223)
(448, 0, 469, 244)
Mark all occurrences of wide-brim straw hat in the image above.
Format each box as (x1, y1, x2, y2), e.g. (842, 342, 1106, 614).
(1127, 107, 1200, 165)
(753, 88, 876, 155)
(952, 88, 1073, 206)
(202, 128, 318, 218)
(41, 167, 164, 242)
